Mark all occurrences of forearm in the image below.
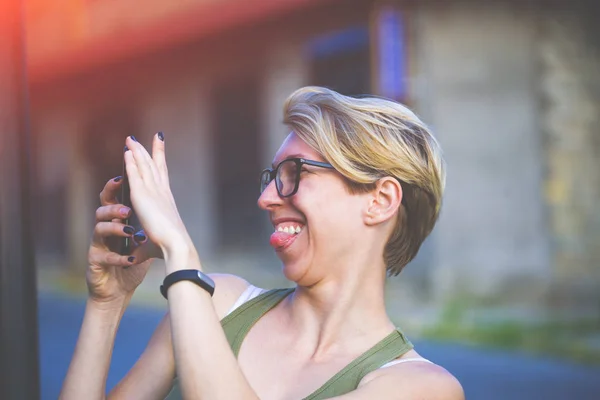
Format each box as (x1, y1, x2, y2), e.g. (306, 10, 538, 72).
(59, 297, 130, 400)
(165, 251, 258, 400)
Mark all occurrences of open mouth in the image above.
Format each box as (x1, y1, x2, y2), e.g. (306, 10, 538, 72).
(269, 222, 304, 250)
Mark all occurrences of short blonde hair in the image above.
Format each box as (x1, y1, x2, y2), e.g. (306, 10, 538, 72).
(283, 86, 445, 276)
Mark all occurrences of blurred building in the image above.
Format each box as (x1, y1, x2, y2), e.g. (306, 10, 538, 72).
(26, 0, 600, 312)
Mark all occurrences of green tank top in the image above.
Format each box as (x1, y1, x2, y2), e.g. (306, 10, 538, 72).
(164, 288, 413, 399)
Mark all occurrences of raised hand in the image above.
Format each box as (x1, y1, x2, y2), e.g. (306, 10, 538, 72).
(123, 134, 196, 263)
(86, 176, 160, 305)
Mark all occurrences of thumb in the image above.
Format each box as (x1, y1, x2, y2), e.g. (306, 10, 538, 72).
(133, 230, 148, 245)
(132, 230, 163, 261)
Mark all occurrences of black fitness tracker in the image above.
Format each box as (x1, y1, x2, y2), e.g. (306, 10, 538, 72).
(160, 269, 215, 299)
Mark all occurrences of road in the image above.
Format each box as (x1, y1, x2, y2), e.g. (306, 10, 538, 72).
(39, 293, 600, 399)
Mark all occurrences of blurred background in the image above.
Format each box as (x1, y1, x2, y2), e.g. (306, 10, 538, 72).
(15, 0, 600, 398)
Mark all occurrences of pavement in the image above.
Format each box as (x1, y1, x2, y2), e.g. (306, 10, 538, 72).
(39, 292, 600, 400)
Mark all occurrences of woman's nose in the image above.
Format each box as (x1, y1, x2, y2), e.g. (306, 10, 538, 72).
(257, 180, 282, 210)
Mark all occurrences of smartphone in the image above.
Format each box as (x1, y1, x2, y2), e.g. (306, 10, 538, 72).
(120, 146, 133, 255)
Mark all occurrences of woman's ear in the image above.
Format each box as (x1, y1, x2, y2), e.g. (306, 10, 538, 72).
(364, 177, 403, 226)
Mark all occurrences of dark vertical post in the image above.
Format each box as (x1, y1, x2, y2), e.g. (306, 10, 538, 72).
(0, 0, 40, 399)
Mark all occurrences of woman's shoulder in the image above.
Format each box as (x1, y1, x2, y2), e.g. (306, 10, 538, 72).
(358, 351, 464, 400)
(190, 273, 278, 320)
(207, 273, 255, 319)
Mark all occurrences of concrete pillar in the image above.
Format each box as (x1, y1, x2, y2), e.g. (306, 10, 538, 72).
(260, 42, 309, 167)
(0, 0, 40, 396)
(415, 3, 551, 303)
(251, 41, 309, 270)
(34, 104, 83, 270)
(66, 113, 95, 273)
(539, 7, 600, 311)
(138, 75, 216, 265)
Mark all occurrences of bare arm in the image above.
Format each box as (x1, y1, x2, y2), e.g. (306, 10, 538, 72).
(106, 273, 250, 400)
(164, 252, 260, 400)
(59, 271, 248, 400)
(106, 312, 175, 400)
(58, 298, 130, 400)
(121, 134, 261, 399)
(62, 136, 255, 400)
(59, 174, 155, 400)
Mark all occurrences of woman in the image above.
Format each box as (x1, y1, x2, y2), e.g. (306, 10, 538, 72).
(60, 87, 464, 399)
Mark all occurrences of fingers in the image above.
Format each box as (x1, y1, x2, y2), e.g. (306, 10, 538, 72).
(89, 249, 138, 269)
(128, 241, 152, 264)
(132, 230, 164, 259)
(152, 132, 169, 185)
(133, 229, 147, 245)
(99, 176, 123, 206)
(92, 221, 136, 244)
(96, 204, 131, 222)
(89, 228, 152, 268)
(126, 136, 160, 184)
(124, 150, 142, 194)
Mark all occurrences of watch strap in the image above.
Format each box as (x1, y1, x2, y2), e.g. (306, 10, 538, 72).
(160, 269, 215, 299)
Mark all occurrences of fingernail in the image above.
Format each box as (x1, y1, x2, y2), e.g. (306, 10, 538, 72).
(124, 145, 129, 152)
(123, 226, 135, 235)
(130, 135, 137, 142)
(119, 207, 129, 217)
(114, 176, 122, 182)
(128, 256, 136, 263)
(157, 131, 164, 141)
(134, 233, 147, 242)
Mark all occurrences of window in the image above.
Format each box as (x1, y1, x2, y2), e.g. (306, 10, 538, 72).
(307, 26, 371, 96)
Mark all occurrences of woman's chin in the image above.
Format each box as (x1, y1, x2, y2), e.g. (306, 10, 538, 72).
(281, 259, 309, 283)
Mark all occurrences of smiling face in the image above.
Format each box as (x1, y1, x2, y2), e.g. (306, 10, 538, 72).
(257, 132, 371, 285)
(279, 86, 445, 276)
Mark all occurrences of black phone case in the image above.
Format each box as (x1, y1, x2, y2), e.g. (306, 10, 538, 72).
(120, 147, 132, 255)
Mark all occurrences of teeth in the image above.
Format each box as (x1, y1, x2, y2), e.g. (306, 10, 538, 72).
(275, 225, 304, 234)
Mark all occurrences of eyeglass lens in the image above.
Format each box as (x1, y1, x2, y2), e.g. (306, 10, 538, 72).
(276, 159, 298, 196)
(260, 159, 299, 196)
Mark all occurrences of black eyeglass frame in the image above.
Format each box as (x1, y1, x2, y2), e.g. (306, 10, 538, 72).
(260, 157, 335, 198)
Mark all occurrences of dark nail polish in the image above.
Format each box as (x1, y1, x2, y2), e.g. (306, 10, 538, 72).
(134, 233, 147, 242)
(124, 145, 129, 152)
(158, 131, 164, 141)
(114, 176, 122, 182)
(130, 135, 137, 142)
(123, 226, 135, 235)
(128, 256, 135, 263)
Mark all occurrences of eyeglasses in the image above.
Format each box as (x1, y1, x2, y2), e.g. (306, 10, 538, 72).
(260, 158, 335, 198)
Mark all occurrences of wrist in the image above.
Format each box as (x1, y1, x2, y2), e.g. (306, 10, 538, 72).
(87, 295, 131, 315)
(162, 240, 202, 274)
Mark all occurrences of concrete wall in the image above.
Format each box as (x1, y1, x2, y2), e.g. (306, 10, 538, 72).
(539, 5, 600, 311)
(414, 2, 551, 303)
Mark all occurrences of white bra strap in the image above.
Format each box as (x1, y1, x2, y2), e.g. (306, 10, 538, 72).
(225, 285, 265, 316)
(379, 358, 434, 369)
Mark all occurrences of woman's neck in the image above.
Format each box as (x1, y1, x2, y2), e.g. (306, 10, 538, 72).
(282, 262, 395, 361)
